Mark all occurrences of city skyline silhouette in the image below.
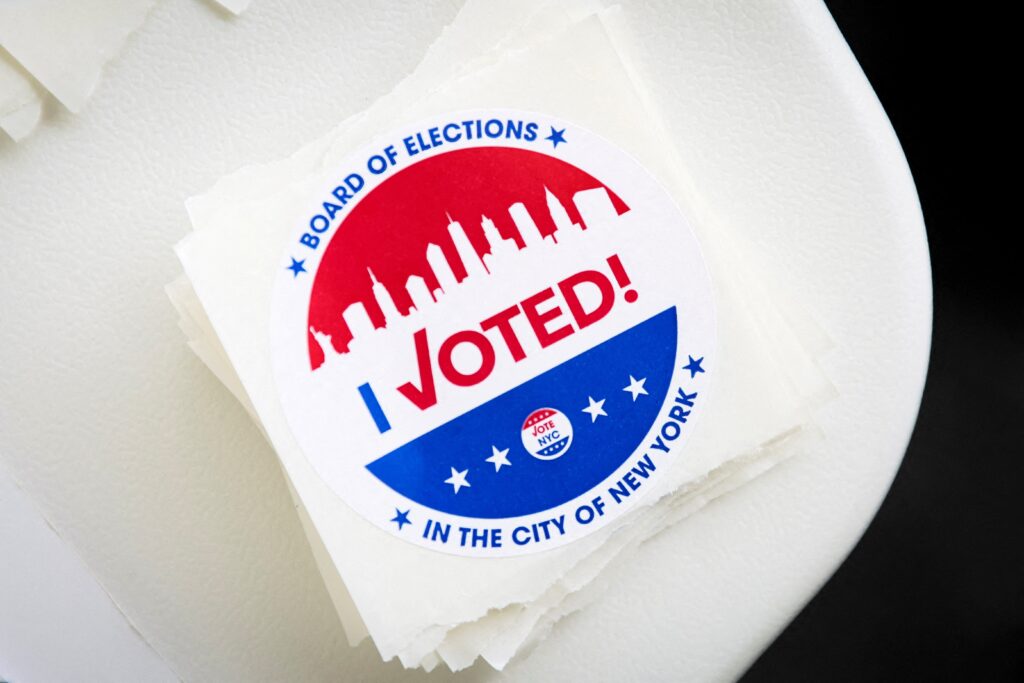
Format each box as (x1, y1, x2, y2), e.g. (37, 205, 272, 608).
(305, 147, 630, 368)
(320, 185, 624, 358)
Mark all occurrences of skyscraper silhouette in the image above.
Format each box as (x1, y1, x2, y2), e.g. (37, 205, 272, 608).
(509, 202, 547, 247)
(405, 274, 434, 313)
(342, 301, 374, 342)
(369, 267, 402, 326)
(574, 187, 618, 230)
(546, 186, 578, 234)
(426, 242, 457, 296)
(447, 214, 488, 278)
(480, 215, 519, 272)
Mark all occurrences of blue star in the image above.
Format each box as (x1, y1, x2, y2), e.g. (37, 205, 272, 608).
(391, 508, 411, 530)
(545, 126, 567, 148)
(683, 355, 705, 378)
(287, 257, 307, 277)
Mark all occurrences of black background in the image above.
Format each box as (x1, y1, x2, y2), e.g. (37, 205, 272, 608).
(741, 3, 1022, 681)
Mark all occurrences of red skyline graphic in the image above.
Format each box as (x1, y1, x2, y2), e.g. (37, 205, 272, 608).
(307, 146, 630, 369)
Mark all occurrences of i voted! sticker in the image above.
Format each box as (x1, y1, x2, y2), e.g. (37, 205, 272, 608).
(270, 110, 715, 557)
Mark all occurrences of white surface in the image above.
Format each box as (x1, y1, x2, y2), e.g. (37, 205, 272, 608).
(0, 1, 930, 681)
(0, 462, 178, 682)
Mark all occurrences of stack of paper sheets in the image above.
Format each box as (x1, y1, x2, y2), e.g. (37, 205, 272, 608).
(168, 0, 835, 671)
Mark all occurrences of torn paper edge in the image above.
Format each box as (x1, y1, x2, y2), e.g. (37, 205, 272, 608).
(0, 49, 44, 141)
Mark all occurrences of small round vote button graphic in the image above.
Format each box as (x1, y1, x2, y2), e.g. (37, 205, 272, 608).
(521, 408, 573, 460)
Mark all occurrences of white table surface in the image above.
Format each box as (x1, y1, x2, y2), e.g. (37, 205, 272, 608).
(0, 462, 178, 682)
(0, 1, 930, 680)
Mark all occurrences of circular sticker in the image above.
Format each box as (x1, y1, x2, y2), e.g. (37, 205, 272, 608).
(521, 408, 573, 461)
(270, 110, 715, 557)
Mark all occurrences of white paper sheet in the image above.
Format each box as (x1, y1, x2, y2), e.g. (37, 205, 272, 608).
(212, 0, 251, 16)
(177, 18, 824, 669)
(171, 1, 835, 669)
(0, 51, 43, 141)
(0, 0, 156, 114)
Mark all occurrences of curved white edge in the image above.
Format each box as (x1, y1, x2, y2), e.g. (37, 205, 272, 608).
(782, 0, 933, 564)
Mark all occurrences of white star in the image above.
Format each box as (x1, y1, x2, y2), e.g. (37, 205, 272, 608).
(444, 467, 471, 494)
(485, 445, 511, 472)
(622, 375, 648, 401)
(582, 396, 607, 422)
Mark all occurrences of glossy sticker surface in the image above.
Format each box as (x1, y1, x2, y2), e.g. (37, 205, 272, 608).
(271, 110, 715, 556)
